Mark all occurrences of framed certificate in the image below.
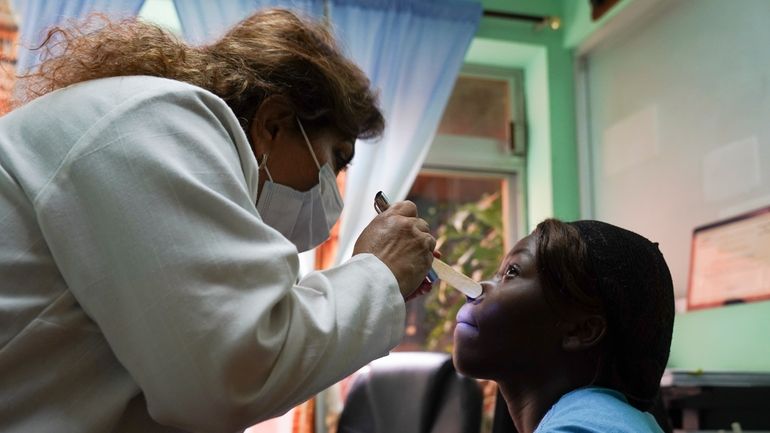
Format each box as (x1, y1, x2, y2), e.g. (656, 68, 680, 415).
(688, 206, 770, 310)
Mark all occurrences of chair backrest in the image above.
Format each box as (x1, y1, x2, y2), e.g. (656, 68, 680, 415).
(337, 352, 482, 433)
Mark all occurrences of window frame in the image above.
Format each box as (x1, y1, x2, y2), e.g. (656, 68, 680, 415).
(421, 64, 528, 249)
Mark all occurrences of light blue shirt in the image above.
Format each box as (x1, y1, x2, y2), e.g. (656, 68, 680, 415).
(535, 387, 664, 433)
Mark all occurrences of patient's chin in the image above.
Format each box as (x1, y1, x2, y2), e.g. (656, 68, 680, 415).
(452, 351, 477, 378)
(454, 359, 495, 382)
(452, 343, 490, 380)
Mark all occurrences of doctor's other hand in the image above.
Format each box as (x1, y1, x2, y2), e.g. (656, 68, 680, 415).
(353, 200, 436, 300)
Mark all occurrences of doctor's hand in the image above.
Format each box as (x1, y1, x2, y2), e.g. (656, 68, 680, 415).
(353, 200, 436, 300)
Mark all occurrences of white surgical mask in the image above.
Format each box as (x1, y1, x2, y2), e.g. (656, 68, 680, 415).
(256, 118, 344, 252)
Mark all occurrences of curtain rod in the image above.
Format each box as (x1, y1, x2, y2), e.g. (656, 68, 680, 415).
(482, 10, 562, 30)
(482, 10, 546, 23)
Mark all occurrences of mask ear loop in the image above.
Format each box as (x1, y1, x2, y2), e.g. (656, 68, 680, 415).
(259, 154, 273, 182)
(296, 118, 321, 170)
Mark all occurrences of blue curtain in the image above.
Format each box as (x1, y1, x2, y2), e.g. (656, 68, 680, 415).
(173, 0, 324, 45)
(331, 0, 481, 262)
(10, 0, 146, 74)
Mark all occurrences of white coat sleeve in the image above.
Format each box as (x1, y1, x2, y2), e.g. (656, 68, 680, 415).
(33, 86, 405, 432)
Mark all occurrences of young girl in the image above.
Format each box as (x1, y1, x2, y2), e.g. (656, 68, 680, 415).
(453, 219, 675, 433)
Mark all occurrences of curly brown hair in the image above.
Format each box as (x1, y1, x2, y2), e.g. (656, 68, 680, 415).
(19, 9, 385, 141)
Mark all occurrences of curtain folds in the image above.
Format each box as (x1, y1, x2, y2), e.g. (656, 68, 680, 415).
(333, 0, 482, 20)
(10, 0, 146, 74)
(331, 0, 482, 262)
(173, 0, 324, 45)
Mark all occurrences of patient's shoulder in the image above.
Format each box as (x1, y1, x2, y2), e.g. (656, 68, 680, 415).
(535, 387, 663, 433)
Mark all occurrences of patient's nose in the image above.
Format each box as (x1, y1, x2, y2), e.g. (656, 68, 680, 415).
(467, 280, 493, 302)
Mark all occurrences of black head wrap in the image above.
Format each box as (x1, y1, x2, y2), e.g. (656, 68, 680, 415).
(568, 220, 675, 411)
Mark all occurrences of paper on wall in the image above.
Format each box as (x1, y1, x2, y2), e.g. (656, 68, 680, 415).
(703, 136, 761, 202)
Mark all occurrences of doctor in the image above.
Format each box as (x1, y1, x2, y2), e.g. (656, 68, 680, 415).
(0, 8, 435, 433)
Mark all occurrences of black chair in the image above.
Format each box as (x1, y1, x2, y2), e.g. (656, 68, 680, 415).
(337, 352, 483, 433)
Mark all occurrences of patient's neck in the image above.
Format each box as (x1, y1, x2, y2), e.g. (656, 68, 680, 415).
(497, 363, 598, 433)
(498, 379, 567, 433)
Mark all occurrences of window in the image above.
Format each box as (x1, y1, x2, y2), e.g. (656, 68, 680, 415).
(399, 65, 526, 352)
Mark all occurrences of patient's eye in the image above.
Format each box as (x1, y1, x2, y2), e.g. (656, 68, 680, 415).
(504, 264, 521, 279)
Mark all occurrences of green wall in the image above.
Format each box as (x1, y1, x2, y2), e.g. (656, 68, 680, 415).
(468, 6, 580, 228)
(466, 0, 642, 225)
(467, 0, 648, 230)
(561, 0, 635, 48)
(669, 302, 770, 372)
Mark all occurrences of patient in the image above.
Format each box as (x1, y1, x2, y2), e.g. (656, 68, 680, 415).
(453, 219, 674, 433)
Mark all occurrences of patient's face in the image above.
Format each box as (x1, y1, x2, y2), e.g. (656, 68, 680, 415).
(453, 233, 563, 381)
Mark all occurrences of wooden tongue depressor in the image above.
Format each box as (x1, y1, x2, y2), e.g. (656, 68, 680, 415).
(431, 257, 483, 298)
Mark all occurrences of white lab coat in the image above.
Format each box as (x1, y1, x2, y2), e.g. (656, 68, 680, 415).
(0, 76, 405, 433)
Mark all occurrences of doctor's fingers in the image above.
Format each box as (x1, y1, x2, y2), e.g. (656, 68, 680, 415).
(412, 217, 430, 234)
(408, 230, 436, 259)
(419, 231, 437, 253)
(409, 217, 435, 252)
(394, 216, 434, 248)
(387, 200, 418, 218)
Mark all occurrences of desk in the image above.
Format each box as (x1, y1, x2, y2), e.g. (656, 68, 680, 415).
(660, 370, 770, 432)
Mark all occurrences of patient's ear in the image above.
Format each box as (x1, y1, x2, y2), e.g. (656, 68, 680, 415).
(561, 315, 607, 352)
